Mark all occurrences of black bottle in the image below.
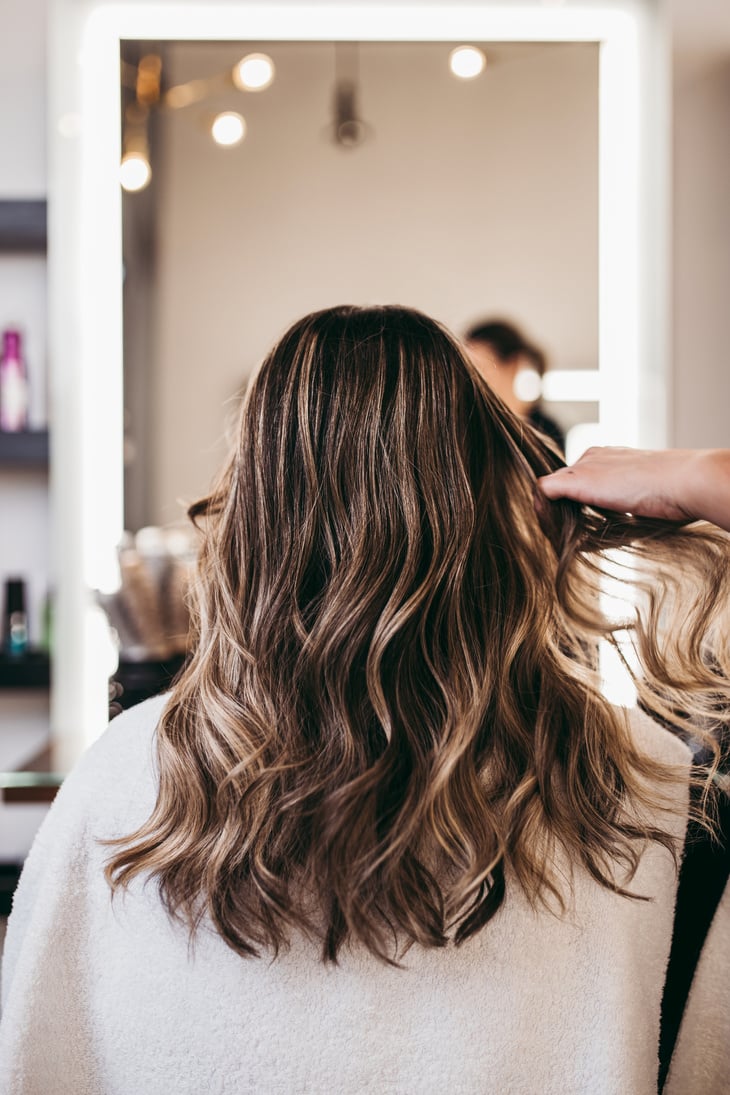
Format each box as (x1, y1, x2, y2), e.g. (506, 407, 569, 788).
(3, 577, 28, 656)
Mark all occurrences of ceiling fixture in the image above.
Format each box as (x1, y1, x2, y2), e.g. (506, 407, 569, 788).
(449, 46, 487, 80)
(119, 151, 152, 192)
(211, 111, 247, 147)
(119, 53, 160, 190)
(233, 53, 275, 92)
(330, 43, 371, 149)
(333, 84, 367, 148)
(164, 79, 211, 110)
(120, 49, 277, 190)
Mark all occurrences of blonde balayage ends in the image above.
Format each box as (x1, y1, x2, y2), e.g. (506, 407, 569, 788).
(106, 306, 730, 963)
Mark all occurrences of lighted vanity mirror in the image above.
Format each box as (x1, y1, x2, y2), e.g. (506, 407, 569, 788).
(49, 2, 669, 750)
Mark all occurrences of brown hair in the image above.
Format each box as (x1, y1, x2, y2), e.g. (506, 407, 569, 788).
(106, 305, 729, 963)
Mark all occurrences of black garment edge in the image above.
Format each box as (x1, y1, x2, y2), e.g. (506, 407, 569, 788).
(658, 785, 730, 1090)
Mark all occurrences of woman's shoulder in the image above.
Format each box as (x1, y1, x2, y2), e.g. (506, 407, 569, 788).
(51, 692, 170, 829)
(85, 691, 169, 766)
(623, 705, 693, 840)
(625, 705, 693, 769)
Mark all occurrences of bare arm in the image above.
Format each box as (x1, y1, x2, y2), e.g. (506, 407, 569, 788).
(537, 447, 730, 532)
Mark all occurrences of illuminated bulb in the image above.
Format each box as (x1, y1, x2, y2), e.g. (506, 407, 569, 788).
(211, 111, 246, 147)
(233, 53, 275, 91)
(449, 46, 486, 80)
(513, 367, 542, 403)
(119, 152, 151, 192)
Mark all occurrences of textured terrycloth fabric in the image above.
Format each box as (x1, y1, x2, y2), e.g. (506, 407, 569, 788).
(0, 695, 698, 1094)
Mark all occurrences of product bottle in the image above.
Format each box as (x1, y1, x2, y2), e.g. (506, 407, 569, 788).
(40, 587, 54, 653)
(3, 578, 29, 657)
(0, 329, 29, 432)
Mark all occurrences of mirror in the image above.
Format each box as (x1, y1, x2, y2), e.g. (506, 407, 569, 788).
(49, 2, 669, 750)
(121, 39, 600, 532)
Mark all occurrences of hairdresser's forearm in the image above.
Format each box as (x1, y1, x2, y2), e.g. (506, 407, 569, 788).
(684, 449, 730, 531)
(538, 447, 730, 531)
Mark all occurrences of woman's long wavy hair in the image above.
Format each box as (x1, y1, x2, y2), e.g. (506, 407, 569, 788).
(106, 305, 730, 963)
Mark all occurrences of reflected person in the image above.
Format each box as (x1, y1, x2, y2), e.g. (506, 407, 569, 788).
(465, 318, 565, 452)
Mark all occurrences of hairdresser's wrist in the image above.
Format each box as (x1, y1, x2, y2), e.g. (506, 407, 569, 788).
(682, 449, 730, 532)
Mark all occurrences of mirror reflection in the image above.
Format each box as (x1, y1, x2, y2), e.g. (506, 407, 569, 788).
(121, 39, 599, 531)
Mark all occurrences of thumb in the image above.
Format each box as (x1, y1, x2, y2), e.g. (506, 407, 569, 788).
(536, 468, 574, 499)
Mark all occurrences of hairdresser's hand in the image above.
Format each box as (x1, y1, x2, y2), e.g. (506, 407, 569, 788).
(538, 447, 730, 532)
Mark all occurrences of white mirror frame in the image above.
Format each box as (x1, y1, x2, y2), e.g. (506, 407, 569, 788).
(48, 0, 670, 753)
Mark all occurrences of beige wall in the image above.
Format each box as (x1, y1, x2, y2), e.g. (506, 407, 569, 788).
(147, 41, 599, 525)
(672, 58, 730, 447)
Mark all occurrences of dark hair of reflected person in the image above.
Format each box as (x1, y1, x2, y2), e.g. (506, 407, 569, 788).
(105, 304, 729, 965)
(466, 318, 547, 376)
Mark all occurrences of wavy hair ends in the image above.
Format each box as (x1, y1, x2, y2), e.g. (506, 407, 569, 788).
(105, 305, 730, 964)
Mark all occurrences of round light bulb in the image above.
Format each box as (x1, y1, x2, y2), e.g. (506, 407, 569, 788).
(233, 53, 275, 92)
(449, 46, 486, 80)
(119, 152, 151, 192)
(513, 367, 543, 404)
(211, 111, 247, 147)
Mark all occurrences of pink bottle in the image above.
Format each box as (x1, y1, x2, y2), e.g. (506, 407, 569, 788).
(0, 329, 29, 432)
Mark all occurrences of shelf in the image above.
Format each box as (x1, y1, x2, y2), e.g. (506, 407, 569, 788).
(0, 429, 48, 468)
(0, 650, 51, 689)
(0, 200, 47, 252)
(0, 204, 51, 819)
(0, 742, 63, 805)
(1, 775, 60, 805)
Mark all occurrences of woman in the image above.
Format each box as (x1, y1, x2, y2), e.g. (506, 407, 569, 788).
(464, 318, 565, 452)
(1, 306, 728, 1094)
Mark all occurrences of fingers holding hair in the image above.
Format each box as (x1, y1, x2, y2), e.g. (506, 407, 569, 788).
(537, 447, 700, 523)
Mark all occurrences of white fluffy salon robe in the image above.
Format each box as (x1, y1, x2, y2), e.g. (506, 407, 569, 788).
(0, 694, 717, 1095)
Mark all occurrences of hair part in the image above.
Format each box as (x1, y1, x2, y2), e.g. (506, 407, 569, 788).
(105, 305, 729, 964)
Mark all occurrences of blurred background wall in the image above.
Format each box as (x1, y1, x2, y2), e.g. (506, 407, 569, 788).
(672, 36, 730, 448)
(138, 40, 598, 527)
